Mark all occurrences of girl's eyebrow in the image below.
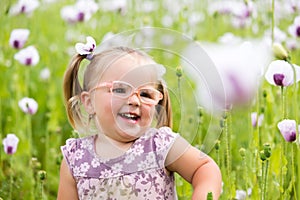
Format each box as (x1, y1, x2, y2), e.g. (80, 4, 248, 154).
(89, 82, 112, 92)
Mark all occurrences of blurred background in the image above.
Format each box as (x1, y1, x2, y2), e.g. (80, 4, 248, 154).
(1, 0, 300, 199)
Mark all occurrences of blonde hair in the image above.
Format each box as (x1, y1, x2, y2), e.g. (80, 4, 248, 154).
(63, 46, 173, 133)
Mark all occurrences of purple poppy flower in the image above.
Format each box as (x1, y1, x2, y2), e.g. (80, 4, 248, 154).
(265, 60, 300, 87)
(9, 0, 40, 16)
(18, 97, 38, 115)
(288, 16, 300, 38)
(14, 46, 39, 66)
(9, 29, 30, 49)
(3, 134, 19, 155)
(277, 119, 299, 142)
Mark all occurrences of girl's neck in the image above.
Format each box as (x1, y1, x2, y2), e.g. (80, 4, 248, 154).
(94, 133, 134, 159)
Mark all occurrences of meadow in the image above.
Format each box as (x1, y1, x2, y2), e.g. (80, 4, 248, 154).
(1, 0, 300, 199)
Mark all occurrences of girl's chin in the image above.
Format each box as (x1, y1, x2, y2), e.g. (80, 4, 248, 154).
(116, 124, 148, 139)
(116, 116, 151, 139)
(118, 127, 144, 139)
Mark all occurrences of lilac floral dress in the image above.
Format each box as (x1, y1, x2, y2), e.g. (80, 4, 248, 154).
(61, 127, 179, 199)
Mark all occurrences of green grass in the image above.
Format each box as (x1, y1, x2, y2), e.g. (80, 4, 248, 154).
(1, 0, 300, 199)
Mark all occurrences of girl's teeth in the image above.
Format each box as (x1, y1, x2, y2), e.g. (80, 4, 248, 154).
(120, 113, 139, 120)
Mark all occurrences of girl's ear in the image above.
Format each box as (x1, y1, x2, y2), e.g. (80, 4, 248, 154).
(81, 92, 95, 114)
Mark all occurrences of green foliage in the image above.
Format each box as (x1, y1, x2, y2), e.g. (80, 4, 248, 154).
(1, 0, 300, 199)
(206, 192, 213, 200)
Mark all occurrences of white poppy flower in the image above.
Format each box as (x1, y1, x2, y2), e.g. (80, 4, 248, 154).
(9, 0, 40, 15)
(183, 40, 271, 112)
(251, 112, 264, 127)
(3, 134, 20, 155)
(288, 16, 300, 38)
(14, 46, 40, 66)
(9, 29, 30, 49)
(75, 36, 96, 55)
(18, 97, 38, 115)
(61, 0, 98, 23)
(264, 60, 300, 87)
(277, 119, 299, 142)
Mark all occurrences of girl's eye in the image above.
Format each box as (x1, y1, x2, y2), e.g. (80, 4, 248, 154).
(140, 90, 153, 99)
(112, 87, 127, 94)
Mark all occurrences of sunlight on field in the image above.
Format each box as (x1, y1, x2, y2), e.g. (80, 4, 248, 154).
(1, 0, 300, 199)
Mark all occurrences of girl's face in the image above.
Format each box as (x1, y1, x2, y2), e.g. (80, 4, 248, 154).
(85, 54, 161, 143)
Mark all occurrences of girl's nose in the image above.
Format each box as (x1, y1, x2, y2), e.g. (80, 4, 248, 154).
(127, 92, 141, 106)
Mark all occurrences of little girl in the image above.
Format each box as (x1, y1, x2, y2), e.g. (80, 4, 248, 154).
(57, 37, 222, 200)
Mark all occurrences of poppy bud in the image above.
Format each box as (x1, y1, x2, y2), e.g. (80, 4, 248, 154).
(272, 43, 289, 61)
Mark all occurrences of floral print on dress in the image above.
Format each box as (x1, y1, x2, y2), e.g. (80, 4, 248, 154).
(61, 127, 178, 200)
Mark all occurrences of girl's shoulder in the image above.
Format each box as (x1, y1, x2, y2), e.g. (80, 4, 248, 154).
(61, 135, 95, 166)
(141, 127, 179, 152)
(147, 126, 178, 139)
(63, 135, 95, 151)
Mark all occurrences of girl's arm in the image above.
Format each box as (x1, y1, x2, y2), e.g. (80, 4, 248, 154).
(57, 159, 79, 200)
(166, 143, 222, 200)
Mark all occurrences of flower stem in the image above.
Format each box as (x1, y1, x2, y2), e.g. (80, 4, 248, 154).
(9, 156, 13, 200)
(280, 140, 287, 199)
(223, 111, 232, 196)
(261, 161, 265, 200)
(215, 141, 220, 167)
(0, 98, 2, 162)
(291, 144, 297, 199)
(271, 0, 275, 43)
(263, 160, 269, 200)
(27, 114, 32, 156)
(26, 115, 35, 199)
(297, 144, 300, 199)
(39, 180, 44, 200)
(287, 57, 299, 199)
(256, 91, 261, 147)
(281, 86, 286, 119)
(242, 155, 248, 199)
(177, 75, 182, 106)
(288, 63, 299, 135)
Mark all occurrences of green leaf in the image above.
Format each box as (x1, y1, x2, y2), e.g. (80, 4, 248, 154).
(206, 192, 213, 200)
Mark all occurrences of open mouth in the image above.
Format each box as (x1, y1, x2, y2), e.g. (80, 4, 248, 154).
(118, 113, 141, 122)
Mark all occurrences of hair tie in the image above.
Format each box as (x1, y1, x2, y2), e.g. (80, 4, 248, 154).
(75, 36, 96, 60)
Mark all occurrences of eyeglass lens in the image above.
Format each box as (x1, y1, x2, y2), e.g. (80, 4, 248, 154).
(111, 82, 162, 104)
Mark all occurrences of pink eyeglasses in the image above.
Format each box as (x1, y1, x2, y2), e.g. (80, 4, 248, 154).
(90, 81, 163, 105)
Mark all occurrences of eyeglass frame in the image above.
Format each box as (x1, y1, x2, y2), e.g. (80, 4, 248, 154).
(89, 80, 163, 105)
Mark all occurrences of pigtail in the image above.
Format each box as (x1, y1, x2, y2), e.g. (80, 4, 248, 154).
(156, 81, 173, 128)
(63, 54, 85, 130)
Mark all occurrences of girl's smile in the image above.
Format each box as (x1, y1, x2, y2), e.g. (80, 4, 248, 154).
(118, 112, 141, 124)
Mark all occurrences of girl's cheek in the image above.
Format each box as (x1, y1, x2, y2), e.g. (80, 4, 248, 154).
(141, 105, 156, 119)
(111, 98, 126, 108)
